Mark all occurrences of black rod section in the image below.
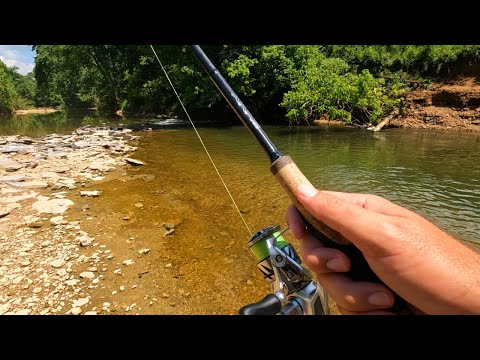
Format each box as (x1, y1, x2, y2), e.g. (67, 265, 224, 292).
(189, 45, 283, 163)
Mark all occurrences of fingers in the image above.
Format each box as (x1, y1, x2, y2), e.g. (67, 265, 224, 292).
(335, 304, 396, 315)
(296, 183, 397, 253)
(321, 191, 414, 218)
(316, 272, 396, 312)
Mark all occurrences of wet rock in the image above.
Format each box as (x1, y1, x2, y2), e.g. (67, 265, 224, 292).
(125, 158, 144, 166)
(79, 271, 95, 279)
(32, 198, 74, 214)
(80, 190, 101, 197)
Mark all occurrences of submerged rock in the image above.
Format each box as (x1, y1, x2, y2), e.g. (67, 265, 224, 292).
(125, 158, 144, 166)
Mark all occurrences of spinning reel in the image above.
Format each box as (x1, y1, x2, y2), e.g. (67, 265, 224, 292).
(239, 225, 329, 315)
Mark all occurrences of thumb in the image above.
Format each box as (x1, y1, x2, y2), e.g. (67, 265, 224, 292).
(296, 183, 390, 253)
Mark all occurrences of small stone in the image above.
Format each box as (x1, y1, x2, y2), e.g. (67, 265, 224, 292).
(134, 203, 143, 208)
(84, 311, 97, 315)
(21, 260, 31, 267)
(162, 293, 170, 298)
(165, 263, 172, 268)
(119, 286, 125, 291)
(57, 269, 67, 276)
(50, 216, 66, 226)
(138, 248, 150, 255)
(80, 190, 101, 197)
(70, 307, 82, 315)
(50, 259, 66, 268)
(0, 208, 11, 218)
(246, 280, 254, 285)
(87, 266, 97, 272)
(125, 158, 144, 166)
(113, 269, 122, 275)
(74, 298, 89, 307)
(92, 279, 99, 284)
(77, 235, 94, 247)
(79, 271, 95, 279)
(29, 221, 43, 228)
(112, 291, 117, 295)
(123, 259, 134, 266)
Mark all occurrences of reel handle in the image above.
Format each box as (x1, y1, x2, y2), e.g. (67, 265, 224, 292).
(239, 294, 282, 315)
(271, 155, 409, 314)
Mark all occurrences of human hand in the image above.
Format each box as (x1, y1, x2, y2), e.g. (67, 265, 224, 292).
(285, 183, 480, 315)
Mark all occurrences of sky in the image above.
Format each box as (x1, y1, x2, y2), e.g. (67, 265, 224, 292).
(0, 45, 35, 75)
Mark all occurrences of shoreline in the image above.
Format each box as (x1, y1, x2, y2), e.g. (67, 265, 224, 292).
(13, 108, 60, 115)
(0, 126, 141, 315)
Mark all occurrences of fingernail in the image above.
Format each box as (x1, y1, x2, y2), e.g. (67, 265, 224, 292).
(297, 183, 318, 198)
(368, 292, 392, 306)
(326, 258, 347, 272)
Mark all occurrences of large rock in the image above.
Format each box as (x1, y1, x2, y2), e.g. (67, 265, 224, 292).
(6, 181, 49, 189)
(0, 175, 26, 183)
(0, 157, 23, 172)
(32, 198, 74, 214)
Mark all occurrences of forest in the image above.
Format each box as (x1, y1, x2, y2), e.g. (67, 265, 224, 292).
(1, 45, 480, 125)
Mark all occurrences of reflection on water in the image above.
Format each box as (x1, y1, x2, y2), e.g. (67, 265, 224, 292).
(0, 111, 144, 138)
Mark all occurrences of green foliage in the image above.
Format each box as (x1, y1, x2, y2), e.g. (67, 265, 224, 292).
(0, 60, 20, 113)
(31, 45, 480, 125)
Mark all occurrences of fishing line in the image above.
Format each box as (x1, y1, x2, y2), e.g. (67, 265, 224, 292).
(149, 45, 253, 236)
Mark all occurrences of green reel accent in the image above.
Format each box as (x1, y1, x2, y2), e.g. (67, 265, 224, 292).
(250, 231, 288, 263)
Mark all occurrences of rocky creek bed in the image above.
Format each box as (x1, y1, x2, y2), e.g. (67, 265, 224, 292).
(0, 126, 145, 315)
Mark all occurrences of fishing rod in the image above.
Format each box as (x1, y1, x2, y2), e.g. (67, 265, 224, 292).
(189, 45, 408, 315)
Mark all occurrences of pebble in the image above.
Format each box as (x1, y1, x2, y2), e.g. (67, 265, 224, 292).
(122, 259, 134, 266)
(50, 259, 66, 268)
(56, 269, 67, 276)
(70, 307, 82, 315)
(138, 248, 150, 255)
(79, 271, 95, 279)
(21, 260, 31, 267)
(119, 286, 125, 291)
(87, 266, 97, 272)
(74, 297, 89, 307)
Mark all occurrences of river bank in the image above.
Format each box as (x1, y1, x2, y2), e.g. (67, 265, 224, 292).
(0, 127, 142, 314)
(13, 108, 60, 115)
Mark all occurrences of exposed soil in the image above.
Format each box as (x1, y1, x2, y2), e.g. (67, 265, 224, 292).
(389, 76, 480, 132)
